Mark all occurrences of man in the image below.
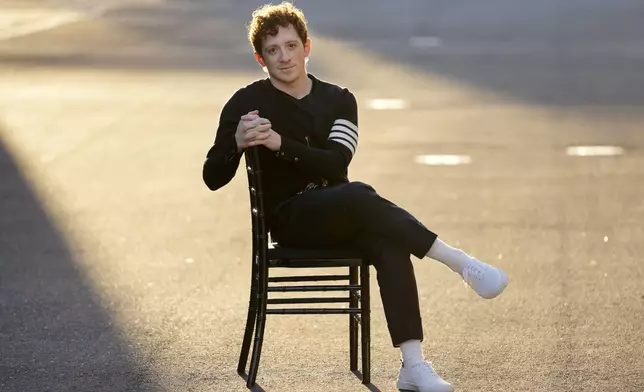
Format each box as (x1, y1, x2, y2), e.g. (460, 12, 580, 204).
(202, 2, 508, 391)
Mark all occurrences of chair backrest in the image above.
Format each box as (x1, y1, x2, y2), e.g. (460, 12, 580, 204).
(244, 147, 269, 261)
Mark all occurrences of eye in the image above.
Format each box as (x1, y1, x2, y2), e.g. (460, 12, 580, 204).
(267, 47, 277, 55)
(288, 43, 297, 49)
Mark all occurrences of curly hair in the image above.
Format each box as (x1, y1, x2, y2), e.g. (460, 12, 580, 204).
(247, 2, 309, 54)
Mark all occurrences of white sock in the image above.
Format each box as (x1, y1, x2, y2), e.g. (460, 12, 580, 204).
(400, 339, 424, 367)
(426, 238, 473, 274)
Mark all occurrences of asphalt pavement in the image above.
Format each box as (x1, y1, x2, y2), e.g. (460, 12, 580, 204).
(1, 0, 643, 391)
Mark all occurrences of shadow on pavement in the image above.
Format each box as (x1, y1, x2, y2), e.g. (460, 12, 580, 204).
(1, 0, 643, 107)
(0, 128, 160, 392)
(301, 0, 644, 108)
(238, 372, 266, 392)
(352, 370, 383, 392)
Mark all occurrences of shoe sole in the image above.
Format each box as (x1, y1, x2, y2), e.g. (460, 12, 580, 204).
(398, 387, 455, 392)
(397, 381, 455, 392)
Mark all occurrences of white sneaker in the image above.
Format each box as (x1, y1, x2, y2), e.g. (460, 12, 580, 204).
(396, 360, 454, 392)
(461, 258, 508, 299)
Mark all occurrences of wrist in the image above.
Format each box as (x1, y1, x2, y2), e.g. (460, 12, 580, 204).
(275, 133, 282, 151)
(234, 132, 243, 152)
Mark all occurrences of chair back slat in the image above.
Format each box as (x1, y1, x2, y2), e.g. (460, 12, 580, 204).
(244, 147, 269, 266)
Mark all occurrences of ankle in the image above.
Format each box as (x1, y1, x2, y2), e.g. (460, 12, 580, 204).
(426, 239, 473, 273)
(400, 339, 424, 367)
(403, 359, 425, 368)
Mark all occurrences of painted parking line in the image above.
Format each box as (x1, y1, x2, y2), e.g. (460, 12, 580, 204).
(366, 99, 408, 110)
(409, 36, 443, 48)
(415, 154, 472, 166)
(566, 145, 624, 157)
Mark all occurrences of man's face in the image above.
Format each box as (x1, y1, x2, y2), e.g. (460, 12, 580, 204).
(256, 24, 310, 84)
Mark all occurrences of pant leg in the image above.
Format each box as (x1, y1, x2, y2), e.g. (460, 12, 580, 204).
(355, 235, 424, 347)
(271, 181, 438, 258)
(270, 181, 429, 347)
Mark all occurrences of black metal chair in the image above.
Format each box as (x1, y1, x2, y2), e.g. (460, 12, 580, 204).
(237, 146, 371, 388)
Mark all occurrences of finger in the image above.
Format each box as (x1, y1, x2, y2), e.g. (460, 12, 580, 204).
(243, 118, 260, 130)
(245, 123, 271, 134)
(241, 118, 261, 132)
(244, 128, 269, 141)
(252, 131, 271, 141)
(241, 114, 259, 122)
(251, 131, 275, 145)
(241, 110, 260, 120)
(255, 122, 272, 130)
(244, 125, 271, 140)
(252, 124, 272, 134)
(249, 135, 271, 146)
(249, 118, 271, 127)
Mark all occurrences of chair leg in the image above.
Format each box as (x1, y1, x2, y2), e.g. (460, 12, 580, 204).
(349, 265, 359, 371)
(247, 252, 269, 389)
(247, 292, 267, 388)
(237, 273, 258, 375)
(360, 264, 371, 385)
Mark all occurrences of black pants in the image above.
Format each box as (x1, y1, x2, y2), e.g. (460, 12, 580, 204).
(271, 181, 438, 347)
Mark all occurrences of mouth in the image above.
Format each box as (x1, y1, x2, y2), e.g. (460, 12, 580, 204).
(279, 65, 296, 71)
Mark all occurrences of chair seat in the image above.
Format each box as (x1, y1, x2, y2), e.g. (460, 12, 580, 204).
(268, 244, 365, 267)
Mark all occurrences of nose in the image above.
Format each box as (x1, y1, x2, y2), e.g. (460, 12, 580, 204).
(279, 48, 292, 62)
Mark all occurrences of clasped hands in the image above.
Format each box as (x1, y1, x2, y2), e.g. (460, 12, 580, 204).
(235, 110, 281, 152)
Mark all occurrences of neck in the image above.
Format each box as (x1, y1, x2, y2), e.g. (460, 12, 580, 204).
(269, 72, 312, 99)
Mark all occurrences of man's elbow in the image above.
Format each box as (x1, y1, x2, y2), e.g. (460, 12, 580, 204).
(329, 155, 350, 179)
(203, 171, 228, 191)
(324, 164, 348, 182)
(204, 179, 220, 191)
(202, 162, 225, 191)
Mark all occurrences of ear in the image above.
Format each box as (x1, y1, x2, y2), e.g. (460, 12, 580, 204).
(304, 38, 311, 57)
(254, 52, 265, 68)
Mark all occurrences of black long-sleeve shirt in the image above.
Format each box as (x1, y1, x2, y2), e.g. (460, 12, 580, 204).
(202, 74, 359, 225)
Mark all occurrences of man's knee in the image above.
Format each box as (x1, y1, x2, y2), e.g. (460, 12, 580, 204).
(329, 182, 377, 214)
(359, 237, 411, 270)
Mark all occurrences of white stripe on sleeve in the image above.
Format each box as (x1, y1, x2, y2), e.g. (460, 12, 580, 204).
(334, 119, 358, 134)
(328, 119, 359, 156)
(330, 125, 358, 144)
(329, 137, 356, 155)
(329, 131, 357, 151)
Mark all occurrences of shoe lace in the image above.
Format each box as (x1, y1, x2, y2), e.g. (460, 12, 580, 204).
(462, 262, 484, 284)
(416, 361, 438, 376)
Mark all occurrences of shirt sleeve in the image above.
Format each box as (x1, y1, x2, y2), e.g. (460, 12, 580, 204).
(276, 89, 359, 181)
(202, 90, 246, 191)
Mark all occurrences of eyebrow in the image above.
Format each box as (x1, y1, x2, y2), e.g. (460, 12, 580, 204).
(265, 40, 299, 49)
